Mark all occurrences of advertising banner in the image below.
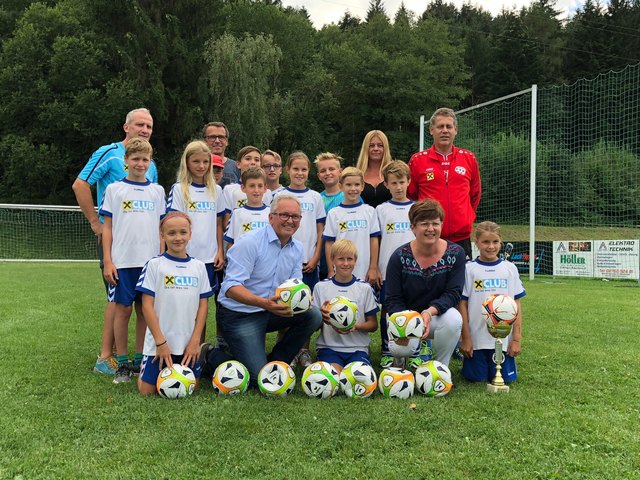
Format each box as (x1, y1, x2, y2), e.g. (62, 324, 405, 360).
(552, 241, 594, 277)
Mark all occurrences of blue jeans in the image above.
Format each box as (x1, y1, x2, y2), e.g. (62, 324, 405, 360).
(217, 305, 322, 385)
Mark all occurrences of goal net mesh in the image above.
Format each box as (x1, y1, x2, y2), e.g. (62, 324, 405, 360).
(0, 204, 96, 261)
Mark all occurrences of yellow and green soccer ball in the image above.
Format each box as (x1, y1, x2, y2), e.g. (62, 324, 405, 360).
(378, 367, 415, 399)
(212, 360, 249, 395)
(339, 361, 377, 398)
(301, 361, 340, 398)
(258, 360, 296, 397)
(387, 310, 425, 339)
(156, 363, 196, 399)
(327, 296, 358, 332)
(275, 278, 312, 314)
(414, 360, 453, 397)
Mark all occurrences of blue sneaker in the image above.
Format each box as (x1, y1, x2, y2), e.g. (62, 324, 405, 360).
(93, 356, 117, 375)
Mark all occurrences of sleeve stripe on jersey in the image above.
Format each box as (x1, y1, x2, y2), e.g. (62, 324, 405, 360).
(78, 144, 119, 182)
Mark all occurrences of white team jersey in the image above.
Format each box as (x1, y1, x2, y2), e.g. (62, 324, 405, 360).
(312, 276, 379, 353)
(322, 202, 381, 280)
(137, 253, 213, 356)
(167, 182, 224, 263)
(462, 258, 526, 351)
(273, 187, 326, 263)
(376, 200, 414, 281)
(99, 179, 165, 268)
(222, 182, 272, 214)
(224, 205, 270, 244)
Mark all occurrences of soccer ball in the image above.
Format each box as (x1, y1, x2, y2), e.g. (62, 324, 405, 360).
(388, 337, 420, 358)
(301, 361, 340, 398)
(482, 294, 518, 338)
(156, 363, 196, 399)
(327, 296, 358, 332)
(387, 310, 425, 340)
(275, 278, 312, 314)
(212, 360, 250, 395)
(339, 361, 377, 398)
(258, 361, 296, 397)
(414, 360, 453, 397)
(378, 368, 415, 399)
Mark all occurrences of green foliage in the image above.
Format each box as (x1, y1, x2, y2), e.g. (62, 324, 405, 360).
(1, 264, 639, 478)
(203, 32, 282, 152)
(0, 0, 639, 203)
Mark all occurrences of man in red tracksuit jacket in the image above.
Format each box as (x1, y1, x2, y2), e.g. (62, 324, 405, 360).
(407, 107, 481, 258)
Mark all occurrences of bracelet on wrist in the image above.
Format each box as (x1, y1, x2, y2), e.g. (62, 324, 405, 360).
(156, 340, 167, 347)
(421, 309, 432, 322)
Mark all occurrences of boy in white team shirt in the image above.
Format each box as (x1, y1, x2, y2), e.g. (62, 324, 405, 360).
(323, 167, 381, 284)
(99, 138, 166, 384)
(314, 239, 379, 373)
(224, 167, 270, 247)
(375, 160, 419, 368)
(221, 146, 272, 227)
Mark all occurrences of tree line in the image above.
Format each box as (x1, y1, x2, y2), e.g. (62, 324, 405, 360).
(0, 0, 638, 204)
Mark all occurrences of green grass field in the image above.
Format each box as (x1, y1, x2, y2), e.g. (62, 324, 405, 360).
(1, 263, 639, 479)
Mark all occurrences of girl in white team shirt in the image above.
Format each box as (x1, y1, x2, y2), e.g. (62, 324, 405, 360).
(167, 140, 224, 291)
(136, 212, 214, 395)
(459, 221, 525, 383)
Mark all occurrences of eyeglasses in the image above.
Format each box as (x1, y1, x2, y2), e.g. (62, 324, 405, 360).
(272, 212, 302, 222)
(262, 163, 282, 170)
(204, 134, 227, 141)
(415, 221, 442, 229)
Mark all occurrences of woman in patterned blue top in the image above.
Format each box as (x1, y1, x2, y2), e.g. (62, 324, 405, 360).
(384, 199, 465, 368)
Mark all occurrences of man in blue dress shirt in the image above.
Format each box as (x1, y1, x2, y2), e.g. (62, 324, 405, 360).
(203, 194, 322, 384)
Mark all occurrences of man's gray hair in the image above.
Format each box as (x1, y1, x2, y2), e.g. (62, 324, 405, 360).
(125, 108, 152, 124)
(270, 194, 301, 213)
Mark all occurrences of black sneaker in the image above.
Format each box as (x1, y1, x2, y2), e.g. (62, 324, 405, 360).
(113, 364, 132, 384)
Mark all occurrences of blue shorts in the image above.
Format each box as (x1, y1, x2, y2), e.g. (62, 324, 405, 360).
(302, 265, 320, 292)
(317, 348, 371, 368)
(107, 267, 143, 306)
(140, 354, 203, 386)
(205, 263, 219, 293)
(461, 349, 518, 383)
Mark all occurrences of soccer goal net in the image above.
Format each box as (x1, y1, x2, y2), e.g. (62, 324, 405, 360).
(0, 204, 97, 261)
(420, 63, 640, 280)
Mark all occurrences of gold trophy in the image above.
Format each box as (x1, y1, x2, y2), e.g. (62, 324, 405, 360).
(486, 322, 512, 393)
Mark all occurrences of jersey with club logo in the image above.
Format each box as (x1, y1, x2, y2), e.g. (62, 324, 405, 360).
(136, 253, 213, 356)
(224, 204, 270, 245)
(462, 258, 526, 351)
(99, 179, 166, 268)
(376, 200, 415, 282)
(323, 202, 381, 280)
(167, 182, 224, 263)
